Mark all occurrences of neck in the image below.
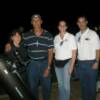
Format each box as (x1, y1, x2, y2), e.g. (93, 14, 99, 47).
(34, 27, 42, 32)
(60, 31, 66, 35)
(80, 27, 88, 33)
(13, 42, 20, 48)
(34, 27, 43, 36)
(60, 32, 65, 39)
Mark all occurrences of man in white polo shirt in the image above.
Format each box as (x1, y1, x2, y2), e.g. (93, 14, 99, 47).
(54, 20, 77, 100)
(76, 16, 100, 100)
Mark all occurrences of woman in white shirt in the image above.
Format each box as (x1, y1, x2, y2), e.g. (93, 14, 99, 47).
(54, 20, 77, 100)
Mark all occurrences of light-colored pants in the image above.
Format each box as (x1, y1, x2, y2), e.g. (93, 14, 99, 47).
(55, 60, 71, 100)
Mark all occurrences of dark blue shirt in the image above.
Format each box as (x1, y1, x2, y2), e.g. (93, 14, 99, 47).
(23, 30, 54, 60)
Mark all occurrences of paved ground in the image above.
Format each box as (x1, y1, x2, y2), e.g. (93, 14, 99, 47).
(0, 80, 100, 100)
(39, 80, 100, 100)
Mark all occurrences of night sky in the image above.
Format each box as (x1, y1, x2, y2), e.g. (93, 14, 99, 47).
(0, 1, 100, 53)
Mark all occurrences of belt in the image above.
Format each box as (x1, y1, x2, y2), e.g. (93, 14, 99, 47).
(78, 59, 96, 62)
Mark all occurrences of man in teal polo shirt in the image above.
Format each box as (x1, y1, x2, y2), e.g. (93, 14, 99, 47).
(23, 14, 54, 100)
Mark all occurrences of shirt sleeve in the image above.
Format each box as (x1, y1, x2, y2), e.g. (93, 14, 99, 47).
(21, 33, 28, 57)
(70, 35, 77, 50)
(92, 33, 100, 50)
(48, 34, 54, 49)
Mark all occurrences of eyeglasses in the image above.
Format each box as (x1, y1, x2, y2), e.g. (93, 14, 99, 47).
(78, 37, 81, 42)
(60, 41, 64, 46)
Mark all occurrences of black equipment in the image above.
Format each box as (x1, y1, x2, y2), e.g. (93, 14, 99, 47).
(0, 57, 32, 100)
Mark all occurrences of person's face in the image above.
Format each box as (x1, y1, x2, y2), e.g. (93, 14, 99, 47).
(31, 17, 42, 28)
(77, 17, 88, 30)
(12, 32, 21, 44)
(58, 21, 67, 33)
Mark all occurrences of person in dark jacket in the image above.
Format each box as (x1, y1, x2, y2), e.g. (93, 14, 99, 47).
(5, 30, 28, 83)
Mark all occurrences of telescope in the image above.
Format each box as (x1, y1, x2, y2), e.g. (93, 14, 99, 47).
(0, 58, 32, 100)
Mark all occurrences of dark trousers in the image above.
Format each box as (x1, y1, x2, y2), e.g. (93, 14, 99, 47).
(27, 60, 51, 100)
(78, 60, 97, 100)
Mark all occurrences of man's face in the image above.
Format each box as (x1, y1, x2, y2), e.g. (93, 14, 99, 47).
(31, 17, 42, 28)
(58, 21, 67, 33)
(77, 17, 88, 30)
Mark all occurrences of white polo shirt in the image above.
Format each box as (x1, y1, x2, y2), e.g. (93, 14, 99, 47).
(54, 32, 77, 60)
(76, 28, 100, 60)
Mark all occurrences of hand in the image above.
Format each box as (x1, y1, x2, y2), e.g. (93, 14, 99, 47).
(68, 66, 73, 75)
(44, 67, 50, 78)
(92, 62, 98, 70)
(5, 43, 12, 53)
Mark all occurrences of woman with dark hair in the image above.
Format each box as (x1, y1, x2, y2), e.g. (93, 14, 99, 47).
(54, 20, 77, 100)
(4, 30, 28, 82)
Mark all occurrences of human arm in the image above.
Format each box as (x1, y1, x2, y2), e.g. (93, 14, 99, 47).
(92, 33, 100, 70)
(68, 49, 77, 74)
(68, 35, 77, 74)
(44, 33, 54, 77)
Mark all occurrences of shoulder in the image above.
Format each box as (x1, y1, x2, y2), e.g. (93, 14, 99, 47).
(89, 29, 97, 35)
(54, 34, 59, 41)
(75, 31, 81, 41)
(88, 29, 99, 38)
(22, 30, 33, 38)
(75, 31, 80, 37)
(68, 32, 75, 37)
(89, 29, 96, 33)
(43, 30, 53, 38)
(67, 32, 76, 39)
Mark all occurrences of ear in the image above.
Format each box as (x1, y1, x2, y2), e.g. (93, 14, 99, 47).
(66, 26, 68, 30)
(57, 26, 59, 29)
(86, 21, 88, 25)
(41, 20, 43, 24)
(77, 22, 79, 26)
(31, 20, 33, 25)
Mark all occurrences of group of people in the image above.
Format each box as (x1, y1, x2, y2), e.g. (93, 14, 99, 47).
(5, 14, 100, 100)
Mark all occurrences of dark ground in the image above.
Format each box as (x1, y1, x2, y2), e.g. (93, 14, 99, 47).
(0, 81, 100, 100)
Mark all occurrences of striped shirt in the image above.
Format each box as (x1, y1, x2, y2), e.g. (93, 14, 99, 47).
(23, 30, 54, 60)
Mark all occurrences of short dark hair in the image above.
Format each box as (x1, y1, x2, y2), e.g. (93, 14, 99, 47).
(77, 15, 88, 21)
(58, 20, 67, 26)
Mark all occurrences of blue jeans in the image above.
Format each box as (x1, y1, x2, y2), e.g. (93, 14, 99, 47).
(27, 60, 51, 100)
(78, 60, 97, 100)
(55, 60, 71, 100)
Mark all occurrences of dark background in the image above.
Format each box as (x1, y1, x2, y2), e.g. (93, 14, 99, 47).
(0, 0, 100, 53)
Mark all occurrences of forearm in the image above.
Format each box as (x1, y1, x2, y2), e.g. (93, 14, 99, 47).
(48, 49, 53, 68)
(70, 50, 77, 68)
(96, 50, 100, 63)
(92, 50, 100, 69)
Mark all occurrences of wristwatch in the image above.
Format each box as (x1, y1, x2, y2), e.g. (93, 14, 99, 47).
(47, 66, 51, 70)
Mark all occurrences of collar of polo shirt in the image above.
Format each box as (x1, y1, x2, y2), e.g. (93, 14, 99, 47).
(80, 28, 89, 35)
(59, 32, 69, 41)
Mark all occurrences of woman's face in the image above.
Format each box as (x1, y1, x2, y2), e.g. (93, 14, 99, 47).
(12, 32, 21, 44)
(58, 21, 67, 33)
